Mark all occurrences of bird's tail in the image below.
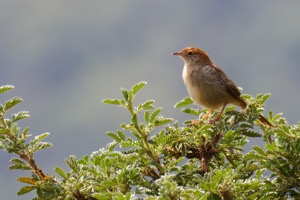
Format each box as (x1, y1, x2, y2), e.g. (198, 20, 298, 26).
(258, 114, 273, 127)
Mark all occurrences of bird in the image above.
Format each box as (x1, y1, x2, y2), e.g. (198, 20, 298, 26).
(172, 46, 272, 127)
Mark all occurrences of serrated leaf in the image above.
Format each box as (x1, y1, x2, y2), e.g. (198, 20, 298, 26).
(253, 146, 266, 156)
(144, 110, 150, 123)
(131, 81, 147, 95)
(0, 105, 3, 113)
(12, 111, 30, 122)
(150, 108, 162, 123)
(270, 112, 282, 122)
(65, 155, 78, 172)
(211, 170, 223, 185)
(154, 118, 173, 127)
(17, 185, 36, 196)
(0, 85, 14, 94)
(121, 88, 129, 101)
(241, 130, 261, 137)
(106, 141, 118, 151)
(102, 98, 125, 106)
(238, 122, 254, 129)
(223, 130, 235, 141)
(137, 100, 155, 111)
(265, 143, 277, 151)
(120, 140, 139, 148)
(17, 177, 38, 185)
(120, 123, 133, 130)
(260, 93, 271, 104)
(240, 94, 251, 100)
(117, 131, 125, 140)
(107, 131, 121, 142)
(21, 127, 30, 139)
(4, 97, 23, 111)
(181, 108, 200, 116)
(93, 193, 111, 199)
(174, 97, 193, 108)
(32, 133, 50, 145)
(244, 152, 265, 161)
(54, 166, 68, 179)
(33, 142, 53, 152)
(131, 129, 141, 139)
(9, 158, 31, 170)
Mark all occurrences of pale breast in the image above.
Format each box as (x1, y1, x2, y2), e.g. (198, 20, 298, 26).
(182, 64, 228, 109)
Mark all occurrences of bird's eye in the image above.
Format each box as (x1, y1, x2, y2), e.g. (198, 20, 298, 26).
(187, 51, 193, 55)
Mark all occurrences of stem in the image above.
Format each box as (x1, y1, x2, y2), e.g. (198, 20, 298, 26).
(127, 100, 164, 175)
(200, 132, 222, 173)
(19, 152, 46, 179)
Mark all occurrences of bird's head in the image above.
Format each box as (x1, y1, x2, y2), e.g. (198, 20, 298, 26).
(173, 47, 212, 65)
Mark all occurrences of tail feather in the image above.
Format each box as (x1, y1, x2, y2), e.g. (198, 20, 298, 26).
(258, 114, 273, 127)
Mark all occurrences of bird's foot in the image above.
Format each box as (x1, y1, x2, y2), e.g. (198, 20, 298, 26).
(209, 116, 221, 124)
(188, 120, 199, 127)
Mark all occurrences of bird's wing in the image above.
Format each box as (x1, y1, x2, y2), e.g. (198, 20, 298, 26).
(213, 64, 241, 98)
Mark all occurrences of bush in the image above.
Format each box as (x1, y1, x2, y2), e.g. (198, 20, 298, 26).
(0, 82, 299, 200)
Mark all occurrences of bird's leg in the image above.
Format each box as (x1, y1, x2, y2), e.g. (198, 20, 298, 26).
(188, 109, 213, 126)
(210, 103, 227, 123)
(202, 109, 213, 120)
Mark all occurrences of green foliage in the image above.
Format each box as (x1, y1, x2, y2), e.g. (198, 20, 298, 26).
(1, 82, 300, 199)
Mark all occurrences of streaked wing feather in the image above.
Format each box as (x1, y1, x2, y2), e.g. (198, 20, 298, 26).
(213, 64, 241, 98)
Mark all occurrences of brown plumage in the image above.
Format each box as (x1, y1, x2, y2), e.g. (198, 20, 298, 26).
(173, 47, 272, 127)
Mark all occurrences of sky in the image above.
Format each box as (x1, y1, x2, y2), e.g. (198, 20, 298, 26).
(1, 1, 300, 199)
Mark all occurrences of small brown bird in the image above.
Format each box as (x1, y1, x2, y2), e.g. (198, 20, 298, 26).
(173, 46, 272, 126)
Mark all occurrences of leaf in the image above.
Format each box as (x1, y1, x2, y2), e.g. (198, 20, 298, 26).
(137, 100, 155, 111)
(240, 94, 251, 100)
(240, 130, 261, 137)
(181, 108, 200, 116)
(238, 122, 254, 129)
(120, 123, 133, 130)
(32, 133, 50, 145)
(17, 177, 38, 185)
(0, 85, 14, 95)
(131, 81, 147, 95)
(21, 127, 31, 139)
(32, 142, 53, 152)
(253, 146, 266, 156)
(4, 97, 23, 111)
(244, 152, 265, 161)
(131, 129, 141, 139)
(117, 131, 125, 140)
(107, 131, 122, 142)
(154, 117, 173, 127)
(144, 110, 150, 123)
(78, 155, 89, 165)
(9, 158, 31, 170)
(260, 93, 271, 104)
(54, 166, 68, 179)
(174, 97, 193, 108)
(265, 143, 277, 152)
(150, 108, 162, 123)
(102, 98, 125, 106)
(121, 88, 129, 101)
(12, 111, 30, 122)
(223, 130, 235, 141)
(65, 155, 78, 173)
(92, 193, 111, 200)
(120, 139, 139, 148)
(106, 141, 118, 151)
(270, 112, 282, 122)
(0, 104, 3, 113)
(17, 185, 36, 196)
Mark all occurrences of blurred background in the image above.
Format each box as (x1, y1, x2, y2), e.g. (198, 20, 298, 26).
(1, 1, 300, 199)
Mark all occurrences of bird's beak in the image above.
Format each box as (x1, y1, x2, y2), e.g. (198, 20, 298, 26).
(172, 52, 180, 56)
